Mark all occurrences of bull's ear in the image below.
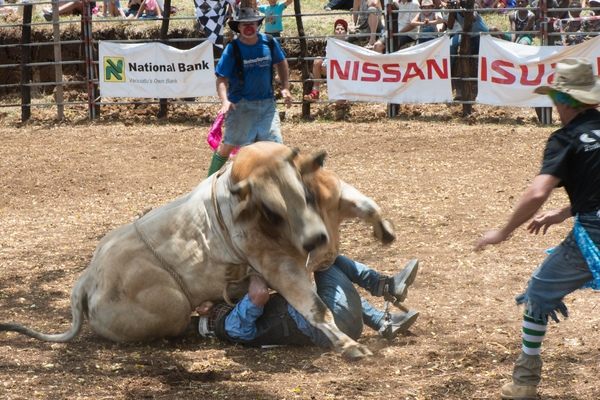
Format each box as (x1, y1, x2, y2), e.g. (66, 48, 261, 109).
(231, 180, 252, 200)
(300, 150, 328, 174)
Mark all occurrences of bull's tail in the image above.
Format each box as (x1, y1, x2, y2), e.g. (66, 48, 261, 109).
(0, 286, 86, 343)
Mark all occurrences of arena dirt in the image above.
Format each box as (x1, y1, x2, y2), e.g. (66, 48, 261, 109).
(0, 103, 599, 399)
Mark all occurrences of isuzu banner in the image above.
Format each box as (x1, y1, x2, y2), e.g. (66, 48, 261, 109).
(326, 37, 452, 103)
(478, 35, 600, 107)
(99, 41, 217, 98)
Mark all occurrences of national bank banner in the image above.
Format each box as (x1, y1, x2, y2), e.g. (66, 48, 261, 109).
(326, 37, 452, 103)
(478, 35, 600, 107)
(99, 41, 217, 98)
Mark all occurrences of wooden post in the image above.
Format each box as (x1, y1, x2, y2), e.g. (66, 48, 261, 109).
(52, 0, 64, 121)
(293, 0, 311, 117)
(458, 0, 474, 117)
(20, 3, 32, 122)
(158, 0, 172, 118)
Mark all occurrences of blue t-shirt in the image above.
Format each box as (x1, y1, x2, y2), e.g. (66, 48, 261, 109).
(456, 12, 489, 33)
(259, 2, 287, 32)
(215, 33, 286, 103)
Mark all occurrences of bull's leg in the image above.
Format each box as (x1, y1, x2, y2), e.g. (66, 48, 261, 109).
(339, 181, 396, 244)
(263, 265, 372, 359)
(84, 267, 193, 342)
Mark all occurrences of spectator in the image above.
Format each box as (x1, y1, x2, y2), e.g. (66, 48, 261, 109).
(582, 0, 600, 38)
(206, 8, 292, 177)
(128, 0, 162, 19)
(0, 0, 16, 15)
(477, 0, 495, 7)
(304, 19, 349, 102)
(196, 256, 421, 345)
(508, 0, 535, 44)
(324, 0, 354, 11)
(373, 0, 420, 53)
(410, 0, 445, 44)
(475, 57, 600, 400)
(447, 2, 489, 57)
(564, 0, 584, 45)
(124, 0, 141, 17)
(104, 0, 126, 17)
(42, 1, 97, 20)
(435, 0, 462, 34)
(258, 0, 293, 39)
(490, 0, 516, 10)
(348, 0, 385, 50)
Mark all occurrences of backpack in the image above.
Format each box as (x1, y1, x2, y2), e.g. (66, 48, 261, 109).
(229, 34, 276, 86)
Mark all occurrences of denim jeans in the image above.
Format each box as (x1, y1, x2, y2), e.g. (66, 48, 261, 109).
(516, 211, 600, 323)
(223, 98, 282, 147)
(314, 255, 387, 339)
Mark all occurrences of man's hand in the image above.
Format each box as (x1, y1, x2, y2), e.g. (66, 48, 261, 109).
(219, 100, 236, 115)
(281, 88, 292, 108)
(474, 229, 509, 252)
(248, 274, 270, 307)
(527, 206, 572, 235)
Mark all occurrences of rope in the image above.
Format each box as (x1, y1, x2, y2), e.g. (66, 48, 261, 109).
(134, 218, 195, 309)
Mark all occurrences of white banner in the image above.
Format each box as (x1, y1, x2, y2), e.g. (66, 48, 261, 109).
(326, 37, 452, 103)
(478, 35, 600, 107)
(98, 41, 217, 98)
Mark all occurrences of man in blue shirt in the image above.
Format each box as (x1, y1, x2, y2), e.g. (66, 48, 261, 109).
(196, 256, 420, 346)
(206, 8, 293, 177)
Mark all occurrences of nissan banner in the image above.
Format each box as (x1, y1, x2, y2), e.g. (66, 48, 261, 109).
(478, 35, 600, 107)
(326, 36, 452, 103)
(99, 41, 217, 98)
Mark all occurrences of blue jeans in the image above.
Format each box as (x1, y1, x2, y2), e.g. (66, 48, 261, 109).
(314, 255, 387, 339)
(516, 211, 600, 323)
(223, 98, 282, 147)
(450, 34, 481, 56)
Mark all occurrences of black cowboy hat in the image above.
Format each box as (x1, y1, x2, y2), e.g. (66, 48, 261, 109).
(228, 8, 264, 33)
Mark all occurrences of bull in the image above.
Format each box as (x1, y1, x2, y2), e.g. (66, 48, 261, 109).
(0, 142, 395, 359)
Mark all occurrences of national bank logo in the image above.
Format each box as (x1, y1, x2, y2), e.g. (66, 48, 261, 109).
(104, 57, 125, 82)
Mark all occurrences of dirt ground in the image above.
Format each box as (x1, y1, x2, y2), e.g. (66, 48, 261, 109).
(1, 103, 599, 400)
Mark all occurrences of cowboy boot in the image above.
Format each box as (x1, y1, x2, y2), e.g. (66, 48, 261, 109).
(500, 352, 542, 400)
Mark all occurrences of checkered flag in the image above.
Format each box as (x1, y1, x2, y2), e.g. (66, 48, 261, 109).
(195, 0, 236, 48)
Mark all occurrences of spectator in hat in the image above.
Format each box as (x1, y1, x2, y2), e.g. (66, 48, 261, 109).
(303, 18, 349, 102)
(409, 0, 445, 44)
(206, 8, 292, 177)
(373, 0, 420, 54)
(476, 57, 600, 400)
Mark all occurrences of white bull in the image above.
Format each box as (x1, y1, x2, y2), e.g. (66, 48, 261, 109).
(0, 142, 395, 359)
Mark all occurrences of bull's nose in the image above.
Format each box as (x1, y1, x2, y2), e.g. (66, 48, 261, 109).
(303, 233, 328, 253)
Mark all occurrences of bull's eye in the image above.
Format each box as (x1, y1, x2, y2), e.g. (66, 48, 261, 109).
(261, 202, 283, 226)
(304, 185, 316, 207)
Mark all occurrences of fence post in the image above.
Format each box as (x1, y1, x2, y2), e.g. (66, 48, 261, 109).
(52, 0, 64, 121)
(158, 0, 172, 118)
(458, 0, 475, 117)
(20, 3, 32, 122)
(293, 0, 311, 117)
(539, 0, 552, 124)
(82, 0, 97, 119)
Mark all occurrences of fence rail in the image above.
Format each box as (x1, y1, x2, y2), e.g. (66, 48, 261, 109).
(0, 0, 591, 122)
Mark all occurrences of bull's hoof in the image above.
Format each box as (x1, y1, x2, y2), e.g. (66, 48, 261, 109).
(341, 343, 373, 360)
(373, 220, 396, 244)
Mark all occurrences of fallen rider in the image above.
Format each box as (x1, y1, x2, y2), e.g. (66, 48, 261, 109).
(195, 256, 420, 345)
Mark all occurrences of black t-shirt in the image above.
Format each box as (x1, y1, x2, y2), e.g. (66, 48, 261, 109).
(540, 108, 600, 214)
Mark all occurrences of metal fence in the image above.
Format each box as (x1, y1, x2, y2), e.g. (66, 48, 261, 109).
(1, 0, 597, 122)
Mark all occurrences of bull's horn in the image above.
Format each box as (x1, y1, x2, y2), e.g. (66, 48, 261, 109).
(286, 147, 300, 163)
(230, 179, 252, 199)
(300, 150, 328, 174)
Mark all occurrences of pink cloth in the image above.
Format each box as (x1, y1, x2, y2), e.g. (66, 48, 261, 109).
(145, 0, 157, 11)
(207, 113, 239, 156)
